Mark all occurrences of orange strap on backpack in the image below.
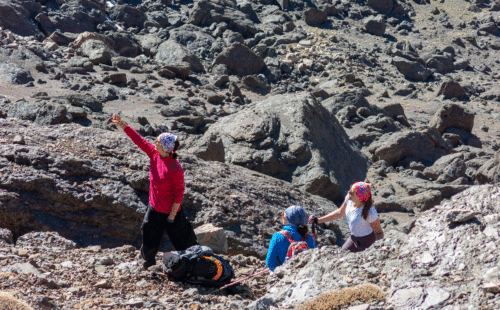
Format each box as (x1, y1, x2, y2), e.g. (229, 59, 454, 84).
(201, 256, 223, 281)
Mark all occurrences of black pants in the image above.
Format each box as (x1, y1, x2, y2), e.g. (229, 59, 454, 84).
(342, 232, 376, 253)
(141, 207, 198, 265)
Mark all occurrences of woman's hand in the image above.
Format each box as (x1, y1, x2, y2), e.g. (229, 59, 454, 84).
(110, 114, 127, 129)
(168, 203, 181, 223)
(309, 215, 318, 224)
(370, 219, 384, 240)
(110, 114, 121, 124)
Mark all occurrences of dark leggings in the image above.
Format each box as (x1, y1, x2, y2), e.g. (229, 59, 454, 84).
(342, 232, 376, 253)
(141, 206, 198, 265)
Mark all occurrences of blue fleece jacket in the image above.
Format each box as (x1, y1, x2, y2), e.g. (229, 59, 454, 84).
(265, 225, 316, 271)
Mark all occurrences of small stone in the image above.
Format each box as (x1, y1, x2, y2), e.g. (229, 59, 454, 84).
(421, 252, 435, 264)
(343, 275, 353, 283)
(17, 248, 28, 257)
(94, 279, 111, 288)
(12, 135, 25, 145)
(483, 282, 500, 294)
(445, 209, 478, 223)
(45, 42, 59, 51)
(125, 298, 144, 308)
(136, 280, 149, 287)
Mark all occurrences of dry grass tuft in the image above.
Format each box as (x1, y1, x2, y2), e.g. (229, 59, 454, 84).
(298, 283, 386, 310)
(0, 292, 34, 310)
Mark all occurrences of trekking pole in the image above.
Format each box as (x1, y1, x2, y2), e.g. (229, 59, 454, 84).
(218, 267, 269, 290)
(312, 222, 317, 243)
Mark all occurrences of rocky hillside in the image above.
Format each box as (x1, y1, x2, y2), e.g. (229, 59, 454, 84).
(0, 0, 500, 308)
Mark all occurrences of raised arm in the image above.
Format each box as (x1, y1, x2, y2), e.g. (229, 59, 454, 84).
(111, 114, 155, 157)
(316, 201, 347, 224)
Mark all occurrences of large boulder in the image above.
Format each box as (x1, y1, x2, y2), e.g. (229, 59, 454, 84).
(107, 32, 140, 58)
(0, 64, 34, 85)
(474, 150, 500, 184)
(169, 24, 215, 53)
(321, 90, 371, 115)
(364, 15, 386, 36)
(187, 92, 370, 201)
(138, 34, 163, 56)
(213, 43, 264, 76)
(437, 80, 466, 100)
(423, 153, 467, 183)
(366, 127, 451, 166)
(78, 39, 113, 65)
(155, 40, 204, 73)
(429, 103, 474, 134)
(7, 100, 71, 125)
(0, 118, 345, 258)
(107, 5, 147, 28)
(188, 0, 258, 37)
(392, 56, 431, 81)
(36, 0, 106, 34)
(0, 0, 41, 36)
(424, 54, 455, 74)
(304, 8, 327, 26)
(367, 0, 393, 14)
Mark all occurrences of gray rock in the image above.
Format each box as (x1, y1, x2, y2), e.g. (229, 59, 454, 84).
(437, 80, 466, 100)
(367, 0, 393, 14)
(194, 224, 228, 254)
(214, 43, 265, 77)
(155, 41, 204, 73)
(423, 153, 467, 183)
(111, 57, 140, 70)
(364, 15, 386, 36)
(392, 57, 430, 81)
(188, 92, 370, 201)
(108, 5, 147, 28)
(322, 90, 371, 115)
(0, 64, 34, 85)
(0, 0, 41, 36)
(445, 209, 478, 223)
(429, 103, 474, 134)
(366, 128, 443, 166)
(0, 228, 13, 244)
(65, 94, 102, 111)
(475, 150, 500, 184)
(36, 0, 106, 34)
(189, 0, 258, 37)
(78, 39, 113, 65)
(304, 8, 327, 26)
(102, 73, 127, 85)
(138, 34, 163, 56)
(5, 262, 41, 276)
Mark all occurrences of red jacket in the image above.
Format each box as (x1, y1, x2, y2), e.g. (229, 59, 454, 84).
(124, 126, 184, 214)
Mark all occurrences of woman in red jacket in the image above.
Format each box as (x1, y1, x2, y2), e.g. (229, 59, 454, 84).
(111, 114, 198, 269)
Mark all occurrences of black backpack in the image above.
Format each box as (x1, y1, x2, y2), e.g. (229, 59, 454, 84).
(163, 245, 234, 287)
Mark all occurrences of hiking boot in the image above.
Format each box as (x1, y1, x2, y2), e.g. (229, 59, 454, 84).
(142, 258, 156, 270)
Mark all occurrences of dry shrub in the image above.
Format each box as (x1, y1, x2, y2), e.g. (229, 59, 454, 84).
(298, 283, 386, 310)
(0, 292, 34, 310)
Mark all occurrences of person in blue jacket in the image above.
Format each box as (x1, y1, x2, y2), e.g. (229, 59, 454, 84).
(266, 205, 316, 272)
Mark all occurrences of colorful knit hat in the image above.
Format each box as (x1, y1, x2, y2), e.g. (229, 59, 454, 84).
(352, 182, 371, 202)
(284, 205, 309, 227)
(158, 132, 177, 153)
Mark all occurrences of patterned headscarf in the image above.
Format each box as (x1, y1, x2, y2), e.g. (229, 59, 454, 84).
(352, 182, 371, 202)
(158, 132, 177, 153)
(284, 205, 309, 227)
